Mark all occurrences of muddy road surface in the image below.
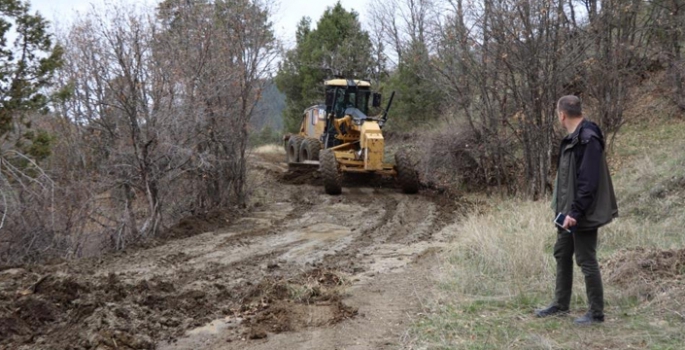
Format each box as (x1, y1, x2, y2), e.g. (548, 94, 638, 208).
(0, 151, 464, 350)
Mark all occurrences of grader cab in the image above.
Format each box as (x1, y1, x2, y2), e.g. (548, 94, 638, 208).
(284, 79, 418, 195)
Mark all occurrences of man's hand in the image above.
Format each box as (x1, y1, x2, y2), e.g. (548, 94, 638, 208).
(563, 215, 577, 230)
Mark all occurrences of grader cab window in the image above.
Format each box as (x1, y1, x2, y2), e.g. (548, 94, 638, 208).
(355, 90, 370, 114)
(326, 85, 371, 117)
(335, 90, 346, 117)
(345, 90, 370, 115)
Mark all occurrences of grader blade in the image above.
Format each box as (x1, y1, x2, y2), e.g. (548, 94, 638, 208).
(287, 160, 320, 170)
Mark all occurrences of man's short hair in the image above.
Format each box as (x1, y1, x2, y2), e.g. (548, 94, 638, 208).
(557, 95, 582, 118)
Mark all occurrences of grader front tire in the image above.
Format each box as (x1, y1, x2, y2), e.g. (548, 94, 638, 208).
(395, 149, 419, 194)
(320, 149, 342, 195)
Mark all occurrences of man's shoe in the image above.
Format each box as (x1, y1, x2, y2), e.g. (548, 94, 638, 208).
(574, 312, 604, 325)
(534, 305, 569, 318)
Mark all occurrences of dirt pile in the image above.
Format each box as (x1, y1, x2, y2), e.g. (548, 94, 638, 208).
(164, 210, 239, 240)
(0, 264, 356, 349)
(0, 268, 219, 349)
(237, 269, 356, 339)
(604, 248, 685, 302)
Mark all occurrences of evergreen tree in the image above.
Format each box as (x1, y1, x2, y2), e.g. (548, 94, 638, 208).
(0, 0, 62, 160)
(276, 2, 374, 132)
(385, 40, 444, 130)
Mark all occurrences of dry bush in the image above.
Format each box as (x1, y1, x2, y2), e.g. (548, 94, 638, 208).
(0, 0, 277, 265)
(417, 129, 481, 192)
(393, 123, 519, 194)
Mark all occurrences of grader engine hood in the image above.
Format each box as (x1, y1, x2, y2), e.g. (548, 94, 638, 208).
(360, 121, 384, 171)
(333, 107, 385, 171)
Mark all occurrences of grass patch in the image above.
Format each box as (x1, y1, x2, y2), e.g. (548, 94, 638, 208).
(604, 119, 685, 251)
(409, 117, 685, 349)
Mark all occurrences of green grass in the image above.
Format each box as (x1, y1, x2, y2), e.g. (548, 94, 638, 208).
(412, 297, 685, 349)
(408, 115, 685, 349)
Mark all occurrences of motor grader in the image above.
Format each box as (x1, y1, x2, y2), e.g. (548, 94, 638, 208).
(283, 79, 419, 195)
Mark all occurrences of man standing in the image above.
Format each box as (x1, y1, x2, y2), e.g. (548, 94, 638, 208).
(535, 95, 618, 325)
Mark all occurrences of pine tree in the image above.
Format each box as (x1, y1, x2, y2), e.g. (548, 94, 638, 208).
(0, 0, 62, 158)
(276, 2, 374, 132)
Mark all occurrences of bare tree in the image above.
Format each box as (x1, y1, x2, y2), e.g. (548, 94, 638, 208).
(583, 0, 654, 135)
(45, 0, 277, 254)
(155, 0, 277, 207)
(428, 0, 583, 197)
(648, 0, 685, 109)
(372, 0, 658, 197)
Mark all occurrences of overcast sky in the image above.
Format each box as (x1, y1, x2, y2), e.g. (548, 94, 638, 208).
(29, 0, 369, 48)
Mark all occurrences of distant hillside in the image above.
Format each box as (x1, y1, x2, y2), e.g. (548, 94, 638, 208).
(251, 81, 285, 131)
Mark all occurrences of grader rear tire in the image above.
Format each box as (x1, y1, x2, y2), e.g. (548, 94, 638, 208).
(287, 135, 304, 163)
(395, 149, 419, 194)
(300, 138, 322, 161)
(320, 149, 342, 195)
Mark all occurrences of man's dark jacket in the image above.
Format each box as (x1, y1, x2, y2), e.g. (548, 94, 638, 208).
(552, 119, 618, 230)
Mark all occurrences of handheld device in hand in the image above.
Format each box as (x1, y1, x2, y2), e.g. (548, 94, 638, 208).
(554, 213, 573, 233)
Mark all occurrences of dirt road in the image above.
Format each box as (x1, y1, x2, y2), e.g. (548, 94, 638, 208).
(0, 152, 463, 350)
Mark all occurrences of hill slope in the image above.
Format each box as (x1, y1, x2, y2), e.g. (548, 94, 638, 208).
(408, 95, 685, 349)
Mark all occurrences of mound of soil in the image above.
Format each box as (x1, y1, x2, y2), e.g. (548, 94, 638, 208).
(0, 269, 218, 349)
(0, 264, 356, 349)
(277, 167, 399, 191)
(604, 248, 685, 301)
(605, 248, 685, 283)
(201, 269, 357, 341)
(0, 258, 356, 349)
(164, 210, 239, 240)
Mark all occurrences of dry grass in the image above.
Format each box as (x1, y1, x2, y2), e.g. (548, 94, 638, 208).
(252, 144, 285, 155)
(441, 200, 556, 298)
(408, 106, 685, 349)
(603, 119, 685, 251)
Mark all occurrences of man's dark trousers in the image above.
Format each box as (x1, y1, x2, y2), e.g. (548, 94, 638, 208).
(552, 228, 604, 316)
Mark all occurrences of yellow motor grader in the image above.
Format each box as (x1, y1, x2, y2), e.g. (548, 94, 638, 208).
(283, 79, 419, 195)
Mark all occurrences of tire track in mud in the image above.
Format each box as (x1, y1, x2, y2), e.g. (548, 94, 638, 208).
(161, 178, 460, 349)
(167, 156, 468, 350)
(315, 187, 459, 278)
(1, 157, 466, 350)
